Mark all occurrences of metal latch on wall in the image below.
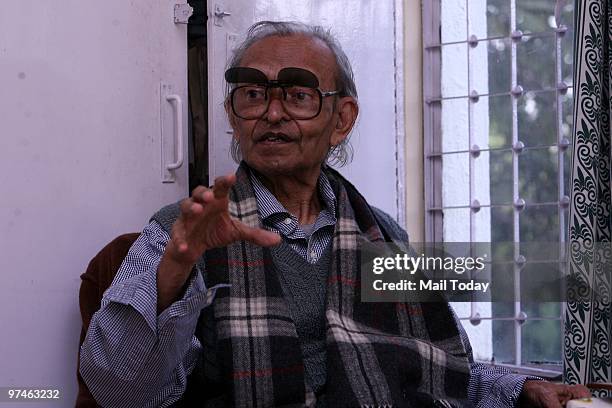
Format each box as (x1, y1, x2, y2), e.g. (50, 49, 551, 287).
(214, 4, 231, 26)
(174, 3, 193, 24)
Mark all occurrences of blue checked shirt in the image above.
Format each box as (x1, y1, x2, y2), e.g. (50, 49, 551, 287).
(248, 170, 337, 263)
(79, 171, 535, 408)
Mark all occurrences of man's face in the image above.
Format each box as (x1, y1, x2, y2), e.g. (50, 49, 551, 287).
(227, 34, 350, 179)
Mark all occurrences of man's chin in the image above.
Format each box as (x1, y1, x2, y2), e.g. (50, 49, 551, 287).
(246, 158, 313, 179)
(249, 160, 293, 175)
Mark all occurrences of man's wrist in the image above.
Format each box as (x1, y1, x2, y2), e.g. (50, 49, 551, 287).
(156, 251, 199, 313)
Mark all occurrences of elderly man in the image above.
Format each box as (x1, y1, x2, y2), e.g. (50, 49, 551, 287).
(80, 21, 589, 407)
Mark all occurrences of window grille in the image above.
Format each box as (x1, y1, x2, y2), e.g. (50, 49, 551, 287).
(422, 0, 573, 373)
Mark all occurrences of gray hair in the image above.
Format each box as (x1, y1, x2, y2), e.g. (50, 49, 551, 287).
(226, 21, 357, 167)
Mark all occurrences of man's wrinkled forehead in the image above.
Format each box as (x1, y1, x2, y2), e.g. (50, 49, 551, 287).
(236, 34, 337, 86)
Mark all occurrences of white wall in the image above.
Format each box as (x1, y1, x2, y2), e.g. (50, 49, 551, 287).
(441, 0, 493, 361)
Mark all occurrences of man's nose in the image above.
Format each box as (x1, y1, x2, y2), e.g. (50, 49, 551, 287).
(264, 88, 290, 123)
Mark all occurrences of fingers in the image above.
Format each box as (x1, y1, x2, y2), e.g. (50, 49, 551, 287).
(236, 223, 281, 247)
(191, 185, 210, 203)
(183, 174, 235, 218)
(212, 173, 236, 199)
(552, 384, 591, 407)
(567, 384, 591, 399)
(178, 174, 279, 253)
(521, 381, 566, 408)
(180, 195, 206, 218)
(537, 383, 592, 408)
(190, 173, 235, 203)
(191, 186, 215, 210)
(557, 384, 574, 405)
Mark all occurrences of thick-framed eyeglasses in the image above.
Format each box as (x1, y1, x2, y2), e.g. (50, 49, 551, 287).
(225, 67, 341, 120)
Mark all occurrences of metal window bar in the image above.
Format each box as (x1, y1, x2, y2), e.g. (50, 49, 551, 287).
(422, 0, 569, 369)
(423, 0, 443, 242)
(466, 0, 477, 324)
(509, 0, 522, 368)
(554, 7, 571, 365)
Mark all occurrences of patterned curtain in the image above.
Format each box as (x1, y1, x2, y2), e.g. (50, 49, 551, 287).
(564, 0, 612, 394)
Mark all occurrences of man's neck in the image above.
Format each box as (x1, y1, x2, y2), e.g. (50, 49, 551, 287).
(254, 168, 323, 225)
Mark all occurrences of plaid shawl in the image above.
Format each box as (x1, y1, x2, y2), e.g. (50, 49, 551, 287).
(154, 162, 471, 408)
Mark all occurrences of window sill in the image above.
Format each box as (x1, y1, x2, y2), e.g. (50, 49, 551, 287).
(476, 361, 563, 381)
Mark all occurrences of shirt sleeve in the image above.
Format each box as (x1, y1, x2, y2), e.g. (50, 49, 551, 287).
(456, 314, 542, 407)
(79, 220, 228, 408)
(468, 362, 543, 407)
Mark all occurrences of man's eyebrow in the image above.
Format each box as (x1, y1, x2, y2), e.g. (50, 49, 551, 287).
(225, 67, 321, 88)
(271, 68, 319, 88)
(225, 67, 269, 84)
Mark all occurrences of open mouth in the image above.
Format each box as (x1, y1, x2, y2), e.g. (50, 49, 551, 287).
(257, 132, 293, 144)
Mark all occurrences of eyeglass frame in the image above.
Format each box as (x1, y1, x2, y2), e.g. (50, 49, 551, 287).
(225, 66, 342, 120)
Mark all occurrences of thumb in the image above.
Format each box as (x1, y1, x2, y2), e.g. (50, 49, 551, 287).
(236, 223, 282, 247)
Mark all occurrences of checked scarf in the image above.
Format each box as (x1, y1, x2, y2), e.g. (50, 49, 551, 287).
(154, 162, 471, 408)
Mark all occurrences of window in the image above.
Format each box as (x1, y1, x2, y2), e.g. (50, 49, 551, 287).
(422, 0, 574, 374)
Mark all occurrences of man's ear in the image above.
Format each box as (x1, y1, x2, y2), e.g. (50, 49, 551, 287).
(331, 96, 359, 146)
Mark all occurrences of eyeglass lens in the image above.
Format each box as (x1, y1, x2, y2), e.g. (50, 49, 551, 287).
(232, 85, 321, 119)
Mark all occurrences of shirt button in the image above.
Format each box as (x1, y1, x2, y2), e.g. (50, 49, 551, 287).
(310, 250, 317, 259)
(283, 217, 292, 225)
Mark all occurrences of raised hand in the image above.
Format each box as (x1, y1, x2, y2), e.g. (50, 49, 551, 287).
(167, 174, 280, 265)
(157, 174, 281, 312)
